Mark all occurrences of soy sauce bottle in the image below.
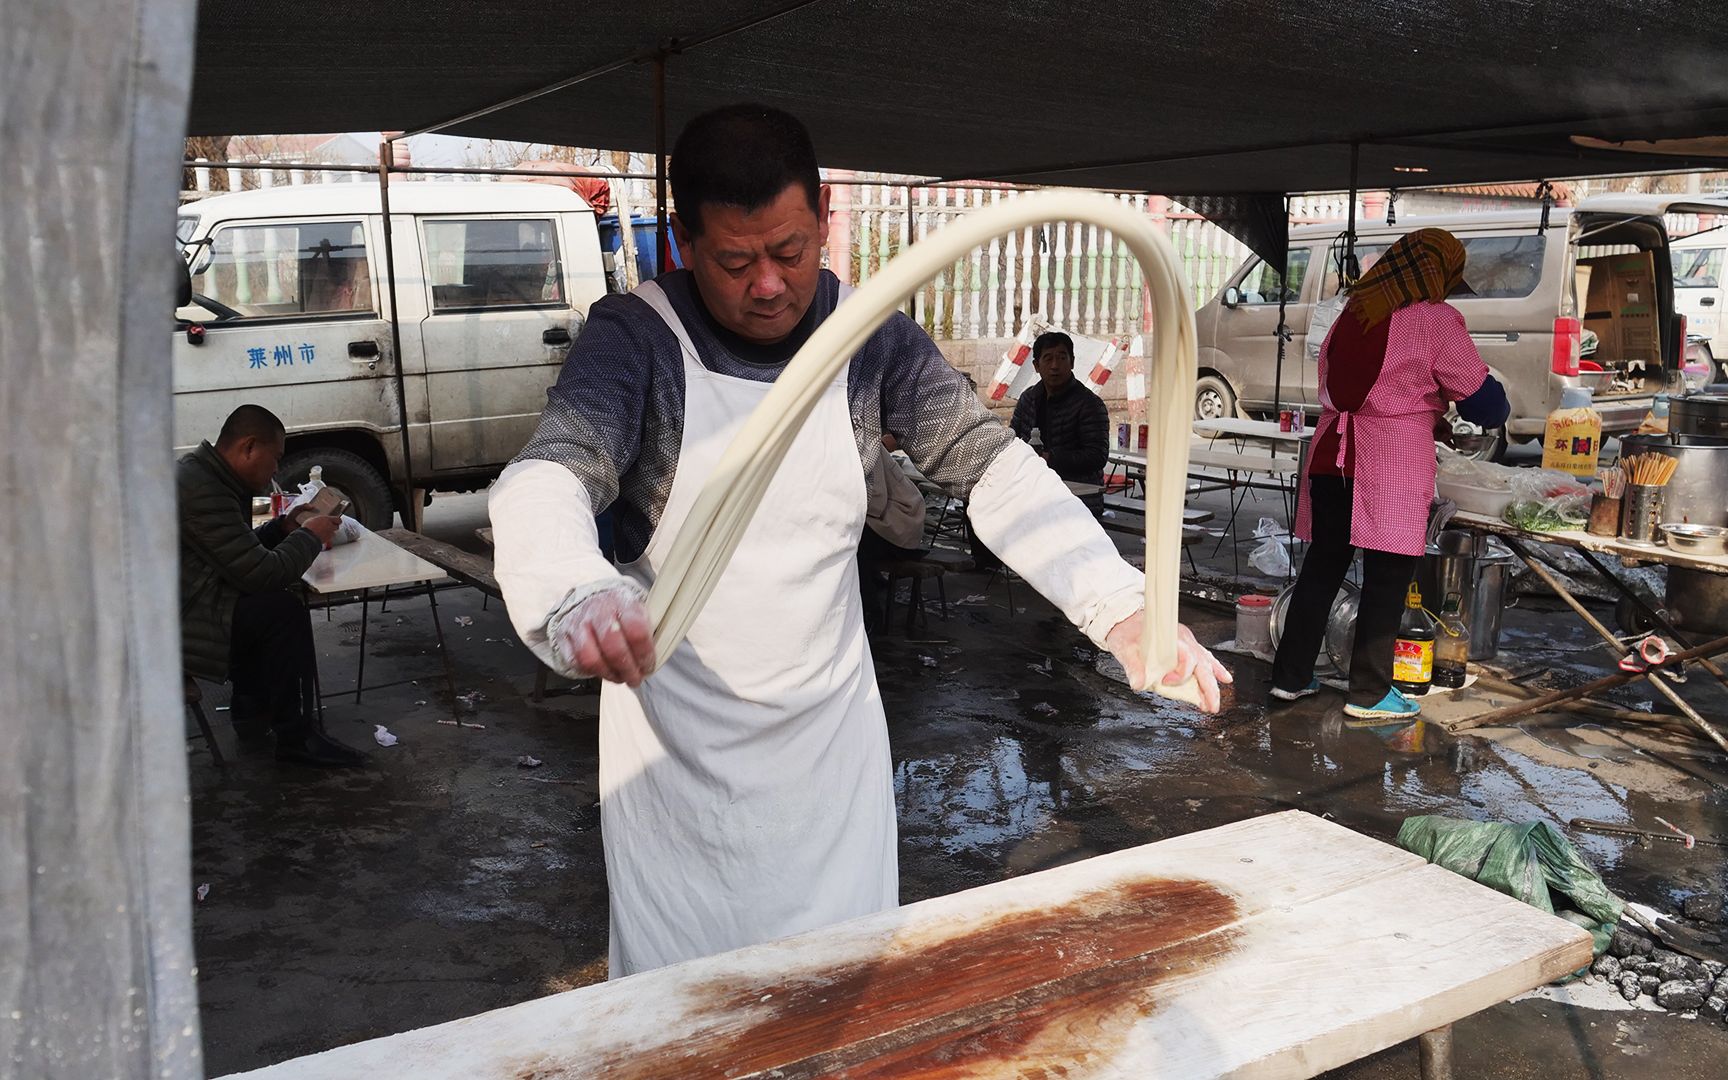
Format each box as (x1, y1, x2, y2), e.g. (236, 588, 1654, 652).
(1391, 583, 1434, 696)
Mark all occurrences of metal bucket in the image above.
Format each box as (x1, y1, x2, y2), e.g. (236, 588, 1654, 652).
(1418, 530, 1515, 661)
(1667, 567, 1728, 636)
(1616, 434, 1728, 527)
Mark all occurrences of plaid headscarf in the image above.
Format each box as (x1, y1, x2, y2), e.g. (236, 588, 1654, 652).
(1345, 227, 1467, 329)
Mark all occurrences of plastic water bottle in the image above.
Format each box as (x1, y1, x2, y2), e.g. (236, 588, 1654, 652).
(1432, 593, 1470, 689)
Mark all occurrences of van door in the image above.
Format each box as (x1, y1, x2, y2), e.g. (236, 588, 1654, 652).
(416, 214, 575, 472)
(1672, 242, 1726, 359)
(1214, 248, 1313, 410)
(173, 217, 394, 457)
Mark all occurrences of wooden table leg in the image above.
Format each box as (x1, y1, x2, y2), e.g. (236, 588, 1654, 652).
(1419, 1024, 1453, 1080)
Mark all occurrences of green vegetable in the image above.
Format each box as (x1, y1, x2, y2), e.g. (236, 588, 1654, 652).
(1503, 500, 1584, 532)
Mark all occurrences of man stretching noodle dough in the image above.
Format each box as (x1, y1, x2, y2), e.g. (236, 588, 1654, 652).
(490, 104, 1231, 978)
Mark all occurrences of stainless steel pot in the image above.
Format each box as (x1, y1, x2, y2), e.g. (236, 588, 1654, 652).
(1670, 394, 1728, 440)
(1418, 530, 1516, 661)
(1616, 434, 1728, 527)
(1667, 567, 1728, 636)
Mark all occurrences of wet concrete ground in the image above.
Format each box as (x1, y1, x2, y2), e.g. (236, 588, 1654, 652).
(190, 489, 1728, 1077)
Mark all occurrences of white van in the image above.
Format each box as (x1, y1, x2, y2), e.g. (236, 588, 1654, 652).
(1195, 194, 1728, 458)
(1670, 226, 1726, 371)
(174, 182, 608, 526)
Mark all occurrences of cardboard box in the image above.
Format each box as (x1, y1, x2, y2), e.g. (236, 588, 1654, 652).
(1578, 252, 1661, 364)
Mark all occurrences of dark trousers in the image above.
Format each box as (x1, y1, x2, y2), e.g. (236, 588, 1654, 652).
(229, 590, 318, 735)
(858, 528, 925, 628)
(1271, 475, 1418, 706)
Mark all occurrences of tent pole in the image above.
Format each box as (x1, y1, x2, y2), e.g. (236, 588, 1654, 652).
(377, 138, 419, 527)
(1345, 142, 1360, 280)
(655, 55, 669, 273)
(1272, 194, 1291, 421)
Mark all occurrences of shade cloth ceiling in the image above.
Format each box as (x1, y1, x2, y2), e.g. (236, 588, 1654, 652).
(191, 1, 1728, 191)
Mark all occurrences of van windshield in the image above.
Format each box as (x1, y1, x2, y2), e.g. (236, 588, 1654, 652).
(1672, 247, 1723, 289)
(175, 215, 198, 246)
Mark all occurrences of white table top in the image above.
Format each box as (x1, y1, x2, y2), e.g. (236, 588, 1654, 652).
(227, 811, 1589, 1080)
(302, 528, 449, 595)
(1192, 417, 1315, 443)
(1450, 510, 1728, 577)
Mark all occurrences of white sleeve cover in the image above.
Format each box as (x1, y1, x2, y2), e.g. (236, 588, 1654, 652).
(966, 438, 1145, 647)
(488, 459, 634, 672)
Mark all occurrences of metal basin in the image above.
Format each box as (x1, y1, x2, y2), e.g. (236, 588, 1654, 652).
(1269, 581, 1359, 675)
(1661, 523, 1728, 556)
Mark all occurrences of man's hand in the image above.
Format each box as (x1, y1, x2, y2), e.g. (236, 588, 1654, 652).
(1104, 612, 1233, 712)
(553, 588, 657, 687)
(300, 515, 342, 545)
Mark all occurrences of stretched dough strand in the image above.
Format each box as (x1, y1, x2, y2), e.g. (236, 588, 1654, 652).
(646, 191, 1202, 705)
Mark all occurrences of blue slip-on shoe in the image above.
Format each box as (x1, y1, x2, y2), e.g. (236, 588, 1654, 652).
(1269, 679, 1320, 702)
(1344, 689, 1422, 720)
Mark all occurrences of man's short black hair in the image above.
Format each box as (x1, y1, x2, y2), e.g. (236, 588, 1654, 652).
(217, 404, 286, 447)
(1032, 331, 1074, 360)
(670, 103, 820, 237)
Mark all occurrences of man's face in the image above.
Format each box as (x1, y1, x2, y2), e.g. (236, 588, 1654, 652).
(674, 183, 831, 345)
(225, 434, 285, 494)
(1034, 344, 1075, 392)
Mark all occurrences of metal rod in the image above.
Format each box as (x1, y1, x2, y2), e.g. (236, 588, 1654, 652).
(1570, 544, 1728, 692)
(1572, 819, 1727, 848)
(1272, 193, 1291, 418)
(375, 142, 418, 522)
(1447, 633, 1728, 731)
(1504, 538, 1728, 755)
(1345, 142, 1360, 278)
(655, 53, 669, 268)
(183, 160, 658, 179)
(392, 0, 827, 142)
(179, 159, 1033, 191)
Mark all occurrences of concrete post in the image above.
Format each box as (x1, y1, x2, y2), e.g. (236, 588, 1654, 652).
(1, 0, 202, 1076)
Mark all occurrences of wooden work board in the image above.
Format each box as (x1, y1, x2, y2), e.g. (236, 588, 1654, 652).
(226, 811, 1590, 1079)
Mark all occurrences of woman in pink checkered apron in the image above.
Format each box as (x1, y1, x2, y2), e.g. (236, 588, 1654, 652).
(1270, 229, 1510, 719)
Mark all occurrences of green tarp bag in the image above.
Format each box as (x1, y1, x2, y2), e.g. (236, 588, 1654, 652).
(1397, 816, 1625, 957)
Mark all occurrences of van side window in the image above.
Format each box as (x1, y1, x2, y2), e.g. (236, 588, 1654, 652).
(192, 221, 373, 318)
(1673, 247, 1723, 289)
(425, 219, 565, 312)
(1234, 250, 1311, 304)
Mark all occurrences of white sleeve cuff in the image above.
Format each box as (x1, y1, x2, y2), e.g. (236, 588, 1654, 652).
(965, 439, 1145, 647)
(488, 459, 631, 672)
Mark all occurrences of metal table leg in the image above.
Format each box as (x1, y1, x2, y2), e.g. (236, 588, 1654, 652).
(354, 587, 370, 705)
(303, 592, 328, 725)
(1570, 544, 1728, 694)
(1418, 1024, 1453, 1080)
(1504, 536, 1728, 755)
(424, 581, 460, 707)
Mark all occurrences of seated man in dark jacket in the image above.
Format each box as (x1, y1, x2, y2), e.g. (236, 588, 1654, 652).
(179, 405, 364, 767)
(1010, 331, 1111, 502)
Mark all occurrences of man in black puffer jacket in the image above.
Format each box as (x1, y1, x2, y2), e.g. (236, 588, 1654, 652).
(179, 405, 365, 767)
(1010, 331, 1110, 504)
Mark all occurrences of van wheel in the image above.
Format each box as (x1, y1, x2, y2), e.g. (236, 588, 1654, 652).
(1195, 375, 1237, 421)
(277, 448, 396, 531)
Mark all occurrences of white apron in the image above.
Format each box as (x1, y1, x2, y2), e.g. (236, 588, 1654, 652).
(600, 281, 896, 978)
